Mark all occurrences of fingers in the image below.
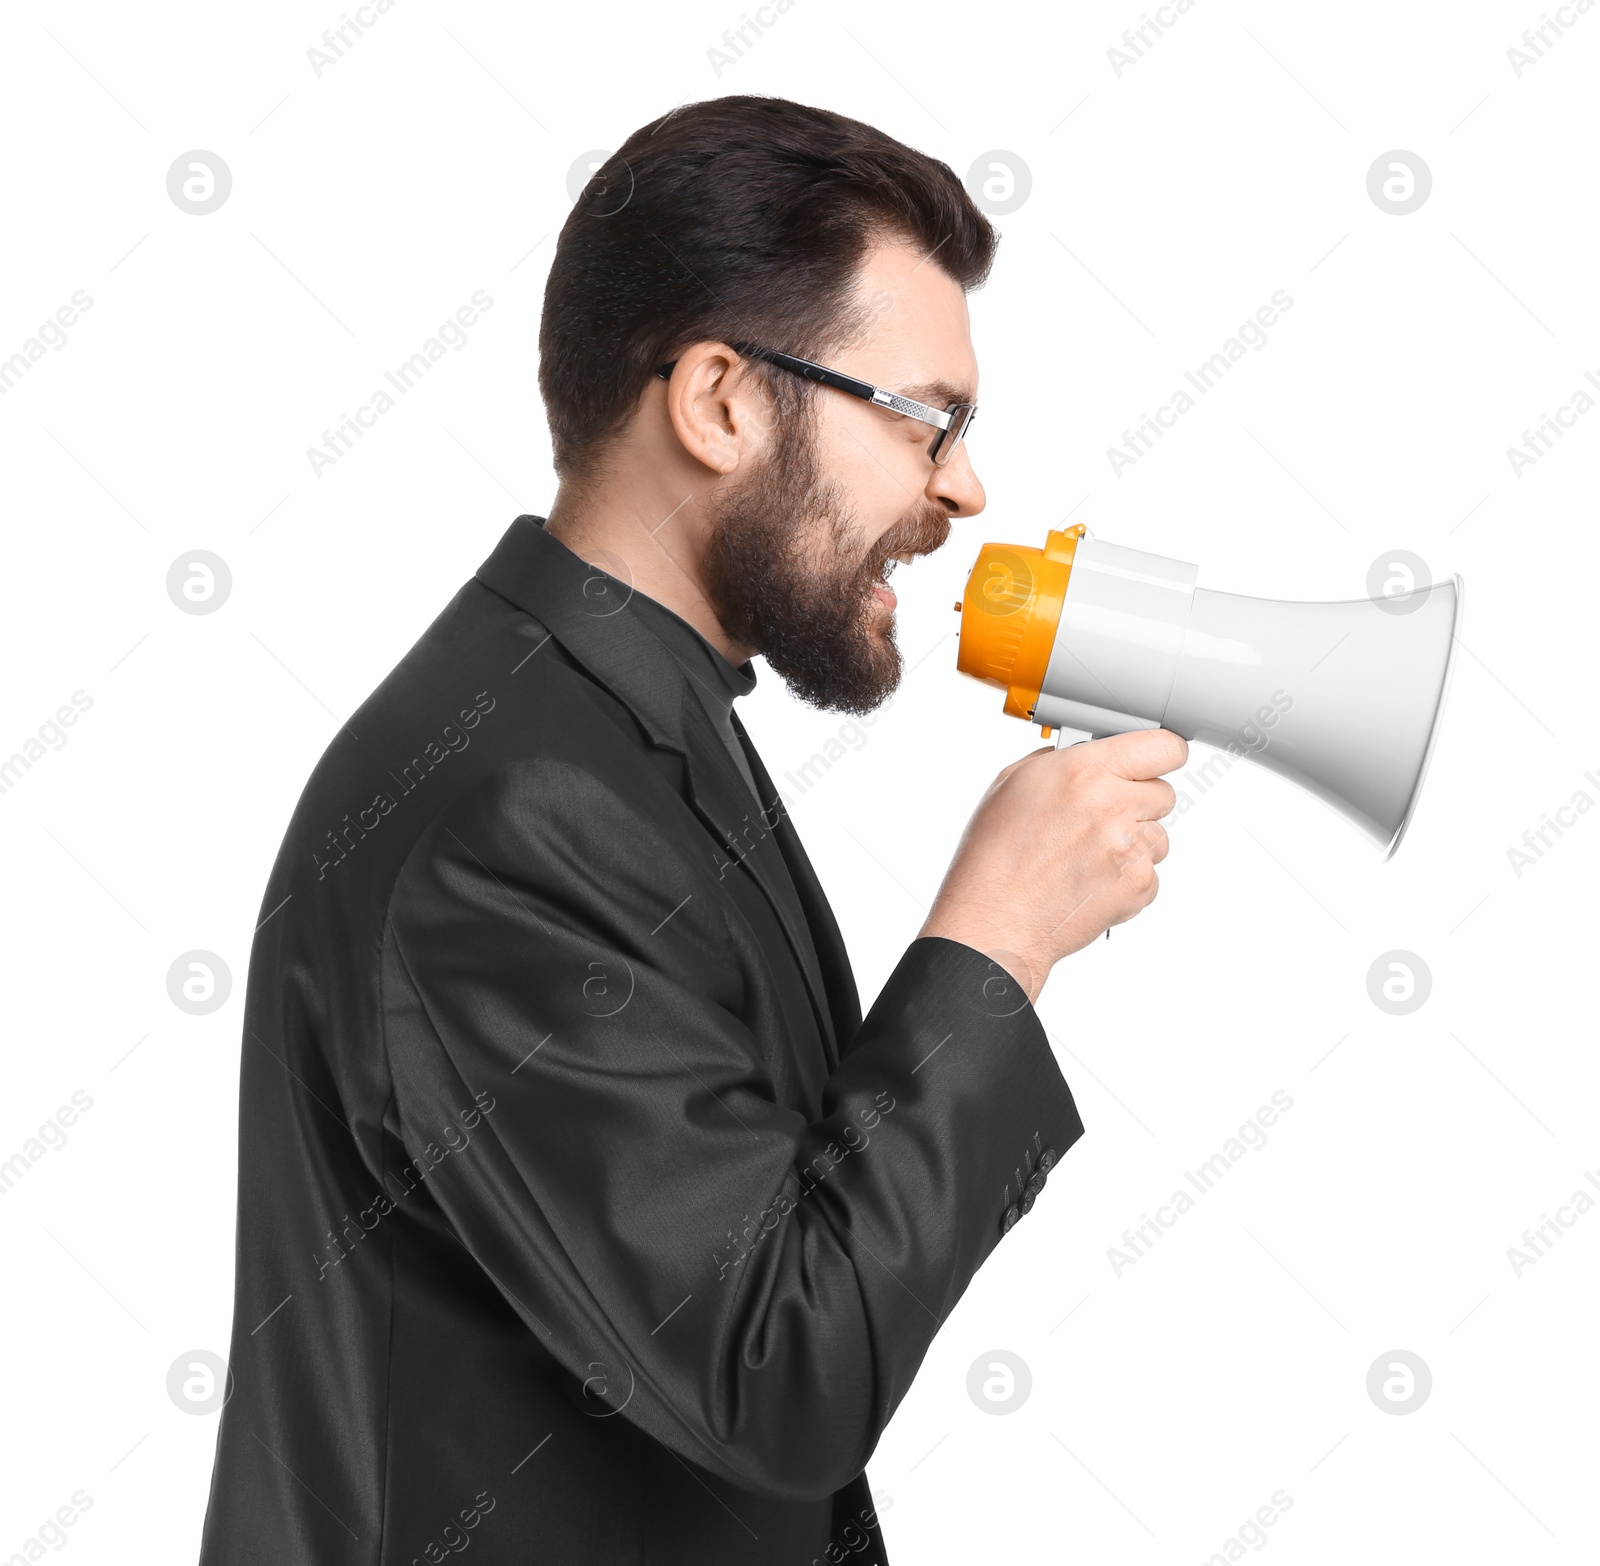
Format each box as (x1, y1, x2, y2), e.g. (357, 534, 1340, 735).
(1113, 818, 1168, 872)
(1130, 777, 1178, 821)
(1107, 869, 1158, 926)
(1089, 727, 1189, 781)
(1143, 821, 1170, 864)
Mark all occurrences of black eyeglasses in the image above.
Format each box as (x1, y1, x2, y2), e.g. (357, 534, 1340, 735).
(654, 342, 977, 468)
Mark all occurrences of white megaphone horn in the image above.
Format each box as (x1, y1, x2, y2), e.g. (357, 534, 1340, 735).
(955, 526, 1463, 857)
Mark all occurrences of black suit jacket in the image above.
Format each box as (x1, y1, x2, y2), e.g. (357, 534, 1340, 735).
(197, 515, 1084, 1565)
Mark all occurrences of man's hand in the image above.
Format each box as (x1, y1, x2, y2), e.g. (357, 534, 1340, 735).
(918, 729, 1189, 1005)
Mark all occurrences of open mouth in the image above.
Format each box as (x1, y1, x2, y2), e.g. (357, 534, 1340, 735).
(870, 549, 920, 610)
(875, 548, 920, 582)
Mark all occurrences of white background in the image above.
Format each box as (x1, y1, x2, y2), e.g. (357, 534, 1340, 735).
(1, 0, 1595, 1560)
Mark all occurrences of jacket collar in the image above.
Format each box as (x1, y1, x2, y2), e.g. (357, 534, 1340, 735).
(477, 514, 699, 751)
(475, 515, 839, 1060)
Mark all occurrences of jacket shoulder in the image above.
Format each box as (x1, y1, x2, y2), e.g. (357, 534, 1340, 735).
(262, 577, 689, 917)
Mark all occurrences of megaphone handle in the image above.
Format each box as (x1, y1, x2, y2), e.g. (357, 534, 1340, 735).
(1048, 726, 1112, 938)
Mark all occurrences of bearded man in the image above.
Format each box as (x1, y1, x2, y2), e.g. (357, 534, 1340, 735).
(198, 94, 1185, 1566)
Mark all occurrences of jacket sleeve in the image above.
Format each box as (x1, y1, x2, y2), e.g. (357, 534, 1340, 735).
(381, 758, 1084, 1502)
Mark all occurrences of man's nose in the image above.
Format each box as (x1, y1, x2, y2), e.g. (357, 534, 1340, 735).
(928, 442, 985, 518)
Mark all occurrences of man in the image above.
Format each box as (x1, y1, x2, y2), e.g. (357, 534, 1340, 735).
(198, 95, 1185, 1564)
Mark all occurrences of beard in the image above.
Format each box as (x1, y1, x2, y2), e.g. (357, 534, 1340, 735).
(700, 414, 952, 715)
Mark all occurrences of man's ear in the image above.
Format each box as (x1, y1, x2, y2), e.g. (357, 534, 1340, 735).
(659, 344, 772, 477)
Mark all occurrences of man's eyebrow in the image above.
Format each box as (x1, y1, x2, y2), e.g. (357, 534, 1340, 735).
(892, 378, 974, 409)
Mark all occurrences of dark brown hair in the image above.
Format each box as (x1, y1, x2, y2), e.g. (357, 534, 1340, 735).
(539, 94, 998, 480)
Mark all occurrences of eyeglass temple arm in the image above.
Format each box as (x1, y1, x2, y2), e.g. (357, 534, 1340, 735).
(651, 347, 863, 394)
(733, 344, 955, 430)
(656, 344, 956, 433)
(729, 342, 876, 400)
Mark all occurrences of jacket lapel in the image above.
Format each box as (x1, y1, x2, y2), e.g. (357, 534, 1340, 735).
(475, 516, 841, 1061)
(676, 694, 840, 1066)
(732, 717, 863, 1055)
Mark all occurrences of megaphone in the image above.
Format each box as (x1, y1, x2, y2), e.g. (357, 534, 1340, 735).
(955, 526, 1463, 857)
